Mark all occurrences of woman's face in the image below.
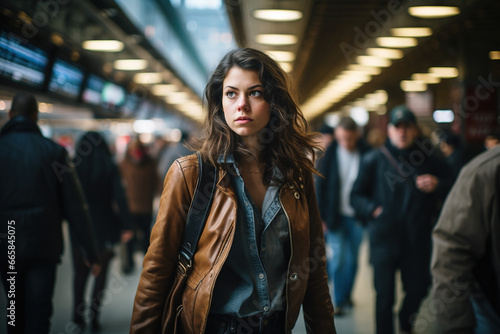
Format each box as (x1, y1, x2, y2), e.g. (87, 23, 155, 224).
(222, 67, 270, 143)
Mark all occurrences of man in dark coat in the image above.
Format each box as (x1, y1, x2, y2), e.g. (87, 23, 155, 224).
(350, 105, 450, 334)
(315, 116, 371, 315)
(431, 146, 500, 333)
(0, 93, 100, 334)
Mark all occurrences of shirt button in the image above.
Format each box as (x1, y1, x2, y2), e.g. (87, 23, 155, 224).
(290, 272, 299, 281)
(263, 306, 269, 312)
(259, 273, 265, 280)
(261, 247, 266, 252)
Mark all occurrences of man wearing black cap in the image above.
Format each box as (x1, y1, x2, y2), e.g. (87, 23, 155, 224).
(351, 105, 450, 334)
(0, 93, 100, 333)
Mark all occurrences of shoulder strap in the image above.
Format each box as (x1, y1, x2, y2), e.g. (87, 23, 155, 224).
(178, 152, 218, 267)
(380, 145, 400, 171)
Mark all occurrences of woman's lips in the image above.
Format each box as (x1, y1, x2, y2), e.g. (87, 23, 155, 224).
(235, 116, 253, 124)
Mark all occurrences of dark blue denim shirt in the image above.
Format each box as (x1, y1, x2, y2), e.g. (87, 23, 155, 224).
(210, 154, 291, 317)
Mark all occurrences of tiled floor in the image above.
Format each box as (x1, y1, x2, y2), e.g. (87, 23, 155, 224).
(1, 228, 439, 334)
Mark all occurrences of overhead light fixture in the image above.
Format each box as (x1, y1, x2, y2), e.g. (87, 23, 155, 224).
(279, 62, 293, 72)
(152, 84, 177, 95)
(114, 59, 148, 70)
(134, 73, 162, 84)
(337, 72, 372, 83)
(391, 27, 433, 37)
(256, 34, 298, 45)
(165, 92, 189, 104)
(133, 120, 156, 133)
(376, 37, 418, 48)
(429, 67, 459, 78)
(409, 6, 460, 18)
(401, 80, 427, 92)
(412, 73, 441, 84)
(347, 64, 382, 75)
(266, 50, 295, 62)
(356, 55, 392, 67)
(82, 40, 124, 52)
(489, 51, 500, 60)
(367, 48, 404, 59)
(433, 109, 454, 123)
(253, 9, 303, 22)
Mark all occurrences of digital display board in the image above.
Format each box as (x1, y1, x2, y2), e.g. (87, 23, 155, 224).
(48, 58, 84, 100)
(101, 81, 126, 110)
(0, 30, 49, 89)
(82, 74, 105, 105)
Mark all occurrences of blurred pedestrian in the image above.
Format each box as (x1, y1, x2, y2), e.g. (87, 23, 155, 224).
(71, 131, 133, 331)
(120, 139, 158, 274)
(130, 48, 336, 333)
(157, 131, 194, 181)
(438, 131, 464, 184)
(315, 116, 371, 315)
(431, 145, 500, 333)
(0, 93, 100, 334)
(351, 105, 450, 334)
(484, 129, 500, 150)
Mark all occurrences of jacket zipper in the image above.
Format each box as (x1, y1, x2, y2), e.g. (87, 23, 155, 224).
(279, 188, 293, 333)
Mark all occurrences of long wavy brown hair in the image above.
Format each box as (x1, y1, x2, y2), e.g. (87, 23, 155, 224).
(199, 48, 321, 187)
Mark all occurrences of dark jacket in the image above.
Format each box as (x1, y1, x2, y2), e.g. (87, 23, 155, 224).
(316, 140, 371, 230)
(350, 138, 449, 261)
(431, 146, 500, 333)
(131, 154, 335, 334)
(73, 132, 132, 248)
(120, 154, 158, 214)
(0, 116, 99, 263)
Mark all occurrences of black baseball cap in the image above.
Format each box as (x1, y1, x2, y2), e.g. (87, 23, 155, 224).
(389, 105, 416, 125)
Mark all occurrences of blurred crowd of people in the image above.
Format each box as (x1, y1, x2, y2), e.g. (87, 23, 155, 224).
(0, 93, 194, 333)
(314, 104, 499, 334)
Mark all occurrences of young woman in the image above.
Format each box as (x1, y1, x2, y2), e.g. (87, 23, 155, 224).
(130, 48, 336, 334)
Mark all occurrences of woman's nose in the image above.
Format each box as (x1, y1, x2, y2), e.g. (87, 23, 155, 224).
(237, 96, 248, 110)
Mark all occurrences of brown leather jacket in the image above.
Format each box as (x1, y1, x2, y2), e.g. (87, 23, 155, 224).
(130, 154, 335, 333)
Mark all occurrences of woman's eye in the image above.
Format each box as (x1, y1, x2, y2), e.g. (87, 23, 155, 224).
(226, 91, 236, 98)
(250, 90, 262, 97)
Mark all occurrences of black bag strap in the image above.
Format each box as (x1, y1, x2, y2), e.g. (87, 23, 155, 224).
(380, 145, 400, 171)
(178, 152, 218, 270)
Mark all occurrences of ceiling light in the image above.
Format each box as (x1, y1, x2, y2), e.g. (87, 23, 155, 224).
(253, 9, 303, 22)
(165, 92, 189, 104)
(489, 51, 500, 60)
(391, 27, 433, 37)
(429, 67, 459, 78)
(266, 51, 295, 62)
(356, 56, 392, 67)
(279, 62, 293, 72)
(347, 64, 382, 75)
(82, 40, 124, 52)
(433, 109, 454, 123)
(114, 59, 148, 70)
(409, 6, 460, 19)
(256, 34, 298, 45)
(134, 73, 162, 84)
(133, 120, 156, 133)
(412, 73, 441, 84)
(376, 37, 418, 48)
(367, 48, 404, 59)
(401, 80, 427, 92)
(152, 84, 177, 95)
(337, 73, 372, 83)
(373, 90, 388, 104)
